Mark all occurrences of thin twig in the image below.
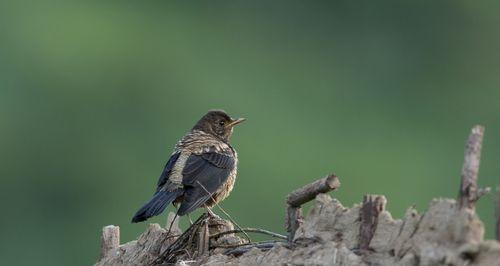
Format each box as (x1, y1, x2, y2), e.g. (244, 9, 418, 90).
(223, 241, 283, 256)
(495, 186, 500, 241)
(154, 213, 210, 265)
(196, 181, 252, 243)
(210, 227, 287, 240)
(164, 234, 181, 240)
(212, 240, 284, 249)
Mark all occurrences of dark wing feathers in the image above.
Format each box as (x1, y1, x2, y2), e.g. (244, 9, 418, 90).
(132, 150, 236, 221)
(201, 152, 234, 169)
(177, 152, 235, 215)
(177, 189, 212, 215)
(156, 152, 180, 192)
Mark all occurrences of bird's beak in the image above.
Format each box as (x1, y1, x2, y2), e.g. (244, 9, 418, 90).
(227, 118, 246, 127)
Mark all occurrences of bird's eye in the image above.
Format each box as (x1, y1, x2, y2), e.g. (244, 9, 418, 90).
(219, 121, 225, 126)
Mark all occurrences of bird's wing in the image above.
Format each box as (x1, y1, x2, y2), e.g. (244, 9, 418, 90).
(156, 152, 181, 192)
(177, 151, 235, 215)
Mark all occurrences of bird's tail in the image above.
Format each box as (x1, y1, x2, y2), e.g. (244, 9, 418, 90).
(131, 189, 183, 223)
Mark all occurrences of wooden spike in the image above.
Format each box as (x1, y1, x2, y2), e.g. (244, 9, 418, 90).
(100, 225, 120, 260)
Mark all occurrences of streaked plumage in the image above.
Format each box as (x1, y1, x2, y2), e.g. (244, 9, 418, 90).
(131, 110, 244, 223)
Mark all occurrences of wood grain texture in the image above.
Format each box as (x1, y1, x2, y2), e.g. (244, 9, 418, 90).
(285, 206, 303, 242)
(458, 125, 490, 209)
(97, 126, 500, 266)
(99, 225, 119, 260)
(358, 195, 386, 251)
(97, 195, 500, 266)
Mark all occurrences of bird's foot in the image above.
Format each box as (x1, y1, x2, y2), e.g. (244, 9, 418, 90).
(205, 207, 220, 219)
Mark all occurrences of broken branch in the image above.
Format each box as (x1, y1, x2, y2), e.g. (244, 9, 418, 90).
(458, 125, 489, 209)
(285, 174, 340, 242)
(286, 174, 340, 207)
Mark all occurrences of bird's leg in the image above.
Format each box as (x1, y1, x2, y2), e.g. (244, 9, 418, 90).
(173, 203, 193, 225)
(166, 204, 180, 236)
(205, 207, 220, 219)
(166, 212, 178, 236)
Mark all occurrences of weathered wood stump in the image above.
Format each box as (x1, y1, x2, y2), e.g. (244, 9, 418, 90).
(95, 125, 500, 266)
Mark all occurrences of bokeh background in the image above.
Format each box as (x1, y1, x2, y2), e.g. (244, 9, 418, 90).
(1, 1, 500, 265)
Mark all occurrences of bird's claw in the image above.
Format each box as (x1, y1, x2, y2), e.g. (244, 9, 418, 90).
(206, 208, 220, 219)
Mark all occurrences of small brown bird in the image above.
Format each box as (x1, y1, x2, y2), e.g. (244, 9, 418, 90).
(132, 110, 245, 223)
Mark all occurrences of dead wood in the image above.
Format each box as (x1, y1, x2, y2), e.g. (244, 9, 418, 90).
(96, 125, 500, 266)
(458, 125, 490, 209)
(99, 225, 120, 260)
(286, 174, 340, 207)
(358, 194, 386, 252)
(285, 174, 340, 241)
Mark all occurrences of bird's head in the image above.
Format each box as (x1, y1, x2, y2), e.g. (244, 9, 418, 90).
(192, 110, 246, 142)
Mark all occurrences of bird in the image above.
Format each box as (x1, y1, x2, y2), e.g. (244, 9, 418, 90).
(131, 110, 245, 223)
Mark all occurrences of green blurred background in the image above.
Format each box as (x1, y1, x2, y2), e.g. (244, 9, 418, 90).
(1, 1, 500, 265)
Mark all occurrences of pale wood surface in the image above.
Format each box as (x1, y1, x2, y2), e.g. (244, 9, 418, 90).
(96, 126, 500, 266)
(359, 194, 386, 251)
(458, 125, 490, 209)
